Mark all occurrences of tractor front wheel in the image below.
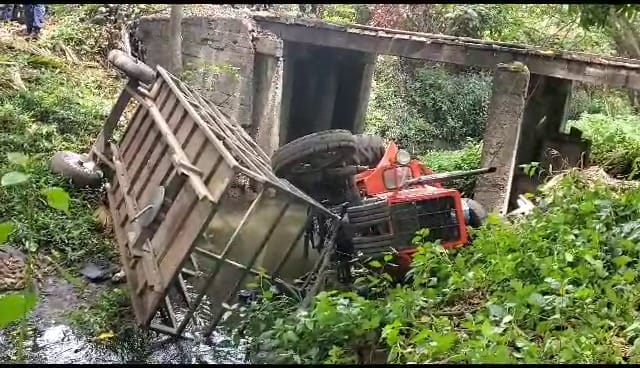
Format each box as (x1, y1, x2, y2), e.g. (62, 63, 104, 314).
(462, 198, 488, 228)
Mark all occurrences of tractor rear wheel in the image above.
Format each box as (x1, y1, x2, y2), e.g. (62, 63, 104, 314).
(352, 134, 386, 168)
(271, 129, 356, 180)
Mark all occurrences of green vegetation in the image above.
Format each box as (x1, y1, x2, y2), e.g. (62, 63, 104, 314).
(243, 3, 640, 365)
(0, 37, 118, 264)
(420, 142, 482, 196)
(569, 113, 640, 179)
(0, 8, 124, 345)
(0, 3, 639, 364)
(236, 171, 640, 363)
(366, 60, 491, 152)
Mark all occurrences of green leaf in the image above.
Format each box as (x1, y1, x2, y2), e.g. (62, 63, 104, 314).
(0, 292, 38, 328)
(6, 152, 29, 166)
(488, 303, 506, 320)
(614, 255, 633, 268)
(1, 171, 30, 187)
(527, 293, 546, 307)
(432, 332, 457, 353)
(44, 187, 71, 214)
(0, 222, 14, 245)
(564, 252, 574, 262)
(368, 260, 383, 268)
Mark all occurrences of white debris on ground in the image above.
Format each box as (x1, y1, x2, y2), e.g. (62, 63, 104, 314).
(540, 166, 640, 193)
(507, 166, 640, 218)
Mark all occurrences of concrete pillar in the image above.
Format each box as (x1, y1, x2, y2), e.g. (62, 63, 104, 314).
(251, 36, 284, 157)
(474, 62, 530, 215)
(251, 54, 284, 157)
(352, 54, 377, 134)
(278, 44, 295, 146)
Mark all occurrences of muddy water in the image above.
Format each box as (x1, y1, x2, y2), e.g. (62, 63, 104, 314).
(0, 193, 321, 363)
(193, 192, 320, 307)
(0, 276, 248, 364)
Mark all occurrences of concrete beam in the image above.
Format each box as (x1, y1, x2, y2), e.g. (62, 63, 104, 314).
(255, 18, 640, 91)
(474, 62, 530, 215)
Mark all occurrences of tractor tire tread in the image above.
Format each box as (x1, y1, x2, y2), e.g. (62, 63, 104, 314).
(352, 234, 394, 245)
(349, 211, 389, 225)
(346, 200, 388, 216)
(352, 134, 386, 167)
(271, 129, 356, 178)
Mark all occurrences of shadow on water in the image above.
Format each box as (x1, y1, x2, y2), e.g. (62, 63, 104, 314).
(0, 192, 321, 363)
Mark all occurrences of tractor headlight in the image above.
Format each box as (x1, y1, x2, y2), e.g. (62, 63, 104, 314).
(396, 149, 411, 165)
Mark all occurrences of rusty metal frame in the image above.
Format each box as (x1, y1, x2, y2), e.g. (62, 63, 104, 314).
(94, 64, 338, 339)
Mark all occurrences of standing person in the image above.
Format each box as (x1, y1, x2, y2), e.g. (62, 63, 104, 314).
(1, 4, 15, 21)
(22, 3, 45, 39)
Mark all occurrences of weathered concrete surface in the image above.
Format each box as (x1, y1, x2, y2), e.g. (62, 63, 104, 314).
(255, 15, 640, 91)
(474, 62, 530, 215)
(252, 48, 284, 157)
(136, 14, 376, 154)
(137, 16, 256, 128)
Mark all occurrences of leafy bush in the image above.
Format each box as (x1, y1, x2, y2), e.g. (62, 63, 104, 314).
(236, 171, 640, 364)
(366, 57, 491, 152)
(568, 113, 640, 179)
(0, 35, 119, 265)
(568, 85, 634, 121)
(420, 141, 482, 196)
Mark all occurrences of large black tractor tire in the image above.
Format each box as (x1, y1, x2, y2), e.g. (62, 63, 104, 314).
(352, 134, 386, 167)
(107, 49, 156, 84)
(50, 151, 103, 188)
(271, 129, 357, 180)
(463, 197, 488, 228)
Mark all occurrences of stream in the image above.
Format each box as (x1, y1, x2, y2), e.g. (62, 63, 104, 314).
(0, 194, 319, 363)
(0, 275, 248, 364)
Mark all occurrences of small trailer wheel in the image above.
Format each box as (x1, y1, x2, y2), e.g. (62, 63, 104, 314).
(107, 49, 156, 84)
(50, 151, 103, 188)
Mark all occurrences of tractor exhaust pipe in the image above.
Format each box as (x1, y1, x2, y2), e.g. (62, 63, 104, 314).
(403, 167, 497, 187)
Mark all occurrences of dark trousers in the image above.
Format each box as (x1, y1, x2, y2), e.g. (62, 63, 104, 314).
(24, 3, 45, 32)
(1, 4, 20, 21)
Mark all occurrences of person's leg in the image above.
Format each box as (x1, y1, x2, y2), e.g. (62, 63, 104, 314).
(29, 4, 45, 38)
(23, 4, 33, 34)
(11, 4, 20, 21)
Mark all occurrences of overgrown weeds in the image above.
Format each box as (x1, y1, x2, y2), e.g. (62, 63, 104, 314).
(420, 141, 482, 196)
(0, 43, 119, 265)
(569, 113, 640, 179)
(234, 170, 640, 364)
(0, 11, 127, 347)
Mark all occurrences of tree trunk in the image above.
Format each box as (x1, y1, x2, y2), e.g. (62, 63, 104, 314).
(168, 5, 184, 74)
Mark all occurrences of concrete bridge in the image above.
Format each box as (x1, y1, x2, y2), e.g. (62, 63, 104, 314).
(136, 13, 640, 214)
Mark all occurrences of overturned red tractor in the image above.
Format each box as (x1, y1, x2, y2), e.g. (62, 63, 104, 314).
(271, 130, 494, 276)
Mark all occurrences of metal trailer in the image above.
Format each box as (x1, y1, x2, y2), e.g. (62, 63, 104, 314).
(84, 50, 338, 338)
